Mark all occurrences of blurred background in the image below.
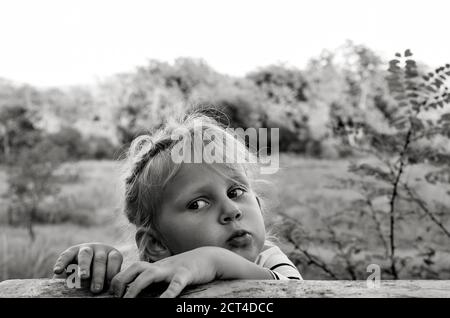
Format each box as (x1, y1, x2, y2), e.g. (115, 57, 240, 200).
(1, 0, 449, 282)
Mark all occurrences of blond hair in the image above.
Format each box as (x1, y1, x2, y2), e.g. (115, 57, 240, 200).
(121, 110, 268, 261)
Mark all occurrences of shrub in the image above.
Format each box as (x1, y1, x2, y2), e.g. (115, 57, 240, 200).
(84, 135, 119, 160)
(47, 126, 84, 160)
(279, 50, 450, 279)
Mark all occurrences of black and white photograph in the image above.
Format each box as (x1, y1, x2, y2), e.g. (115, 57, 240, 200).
(0, 0, 450, 303)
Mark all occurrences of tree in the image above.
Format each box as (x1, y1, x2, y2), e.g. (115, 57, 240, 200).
(6, 137, 67, 240)
(99, 62, 188, 145)
(0, 82, 67, 239)
(247, 64, 308, 104)
(247, 64, 316, 153)
(0, 83, 42, 163)
(334, 50, 450, 279)
(279, 50, 450, 280)
(304, 41, 389, 140)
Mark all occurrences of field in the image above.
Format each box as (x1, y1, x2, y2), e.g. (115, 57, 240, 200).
(267, 155, 450, 279)
(1, 155, 449, 282)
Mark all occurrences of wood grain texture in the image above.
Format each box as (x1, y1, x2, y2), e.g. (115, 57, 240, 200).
(1, 279, 450, 297)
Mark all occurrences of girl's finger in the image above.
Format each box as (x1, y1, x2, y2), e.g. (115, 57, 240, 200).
(53, 247, 78, 274)
(90, 250, 107, 293)
(123, 268, 162, 298)
(106, 250, 123, 284)
(110, 262, 147, 297)
(77, 246, 94, 279)
(53, 272, 68, 279)
(159, 270, 190, 298)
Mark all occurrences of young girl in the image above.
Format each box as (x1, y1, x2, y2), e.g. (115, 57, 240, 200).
(53, 112, 302, 298)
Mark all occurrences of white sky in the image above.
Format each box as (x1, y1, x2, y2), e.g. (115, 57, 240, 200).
(0, 0, 449, 87)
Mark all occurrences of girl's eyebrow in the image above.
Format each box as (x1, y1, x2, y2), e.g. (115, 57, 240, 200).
(227, 174, 250, 187)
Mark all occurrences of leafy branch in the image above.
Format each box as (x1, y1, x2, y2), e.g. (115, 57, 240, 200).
(277, 212, 340, 279)
(402, 183, 450, 238)
(333, 49, 450, 279)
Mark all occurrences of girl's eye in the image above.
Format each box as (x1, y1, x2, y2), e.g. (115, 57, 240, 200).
(187, 199, 209, 210)
(228, 188, 245, 199)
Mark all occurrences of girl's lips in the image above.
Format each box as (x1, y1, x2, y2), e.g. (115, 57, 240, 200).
(227, 232, 252, 248)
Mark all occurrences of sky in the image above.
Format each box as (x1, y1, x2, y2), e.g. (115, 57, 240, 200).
(0, 0, 449, 87)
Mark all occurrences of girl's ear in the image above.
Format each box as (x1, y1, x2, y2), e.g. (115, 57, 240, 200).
(135, 228, 171, 262)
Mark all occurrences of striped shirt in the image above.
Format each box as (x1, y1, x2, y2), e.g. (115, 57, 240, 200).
(255, 242, 303, 280)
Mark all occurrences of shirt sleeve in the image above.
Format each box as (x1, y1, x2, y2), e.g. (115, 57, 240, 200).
(255, 242, 303, 280)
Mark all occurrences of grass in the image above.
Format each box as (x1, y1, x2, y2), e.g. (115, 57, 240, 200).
(0, 160, 135, 282)
(0, 160, 124, 225)
(1, 155, 449, 281)
(264, 154, 450, 279)
(0, 223, 131, 281)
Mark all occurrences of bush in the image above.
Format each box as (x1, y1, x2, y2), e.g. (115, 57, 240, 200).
(34, 195, 98, 226)
(47, 127, 118, 160)
(84, 135, 119, 160)
(47, 126, 84, 160)
(5, 193, 102, 227)
(289, 50, 450, 280)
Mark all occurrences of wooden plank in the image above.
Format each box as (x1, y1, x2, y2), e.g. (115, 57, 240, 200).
(1, 279, 450, 297)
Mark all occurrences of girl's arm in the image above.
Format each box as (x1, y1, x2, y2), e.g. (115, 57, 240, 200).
(110, 246, 275, 298)
(211, 247, 275, 280)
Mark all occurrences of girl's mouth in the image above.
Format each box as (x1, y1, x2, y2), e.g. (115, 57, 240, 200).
(227, 230, 252, 248)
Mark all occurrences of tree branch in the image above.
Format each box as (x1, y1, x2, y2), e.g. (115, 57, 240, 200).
(403, 183, 450, 238)
(278, 213, 340, 280)
(388, 126, 413, 279)
(360, 184, 390, 258)
(325, 224, 358, 280)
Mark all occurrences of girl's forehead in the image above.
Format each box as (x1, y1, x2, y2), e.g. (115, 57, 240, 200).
(170, 163, 249, 186)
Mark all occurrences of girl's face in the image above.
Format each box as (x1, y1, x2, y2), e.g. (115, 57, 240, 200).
(156, 163, 266, 262)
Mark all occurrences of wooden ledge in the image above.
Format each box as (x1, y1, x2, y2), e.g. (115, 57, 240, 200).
(1, 279, 450, 297)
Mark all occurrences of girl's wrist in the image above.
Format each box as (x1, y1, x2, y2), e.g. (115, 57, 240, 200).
(200, 246, 273, 280)
(191, 246, 233, 278)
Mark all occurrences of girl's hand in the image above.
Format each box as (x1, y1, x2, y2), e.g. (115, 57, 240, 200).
(110, 247, 219, 298)
(53, 242, 123, 293)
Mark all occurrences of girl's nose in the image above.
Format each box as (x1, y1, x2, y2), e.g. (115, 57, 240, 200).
(219, 206, 242, 224)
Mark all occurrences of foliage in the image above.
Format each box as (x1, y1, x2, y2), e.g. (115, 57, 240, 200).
(0, 96, 70, 239)
(247, 64, 308, 104)
(5, 136, 68, 239)
(47, 126, 85, 160)
(0, 84, 42, 163)
(41, 86, 95, 124)
(281, 50, 450, 279)
(2, 43, 396, 159)
(0, 81, 117, 163)
(48, 126, 119, 160)
(101, 59, 219, 145)
(247, 64, 317, 153)
(100, 58, 331, 155)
